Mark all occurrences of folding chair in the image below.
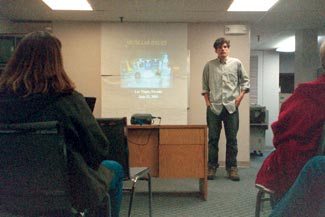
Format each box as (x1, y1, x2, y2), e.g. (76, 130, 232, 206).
(255, 122, 325, 217)
(0, 121, 110, 217)
(97, 117, 152, 217)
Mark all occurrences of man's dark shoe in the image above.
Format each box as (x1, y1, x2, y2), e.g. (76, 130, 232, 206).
(228, 167, 240, 181)
(208, 166, 217, 180)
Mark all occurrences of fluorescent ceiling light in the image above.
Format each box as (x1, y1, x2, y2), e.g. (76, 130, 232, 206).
(42, 0, 93, 11)
(228, 0, 279, 11)
(276, 36, 295, 52)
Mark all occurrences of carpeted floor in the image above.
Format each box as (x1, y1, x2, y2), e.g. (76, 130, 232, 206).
(120, 151, 273, 217)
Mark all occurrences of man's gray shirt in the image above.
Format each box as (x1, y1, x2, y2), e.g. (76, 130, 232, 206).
(202, 57, 250, 115)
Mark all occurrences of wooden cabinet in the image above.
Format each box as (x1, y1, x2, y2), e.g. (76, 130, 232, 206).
(127, 125, 208, 200)
(127, 127, 160, 176)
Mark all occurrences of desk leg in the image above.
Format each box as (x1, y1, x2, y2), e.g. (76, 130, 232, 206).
(199, 178, 208, 200)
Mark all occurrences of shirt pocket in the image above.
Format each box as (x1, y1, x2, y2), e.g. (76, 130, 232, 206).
(228, 73, 238, 85)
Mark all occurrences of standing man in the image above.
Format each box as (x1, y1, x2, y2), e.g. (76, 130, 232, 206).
(202, 37, 250, 181)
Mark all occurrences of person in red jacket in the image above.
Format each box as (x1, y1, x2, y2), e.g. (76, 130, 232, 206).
(255, 40, 325, 202)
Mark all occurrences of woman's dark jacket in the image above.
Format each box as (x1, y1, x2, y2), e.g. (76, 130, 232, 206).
(0, 90, 114, 210)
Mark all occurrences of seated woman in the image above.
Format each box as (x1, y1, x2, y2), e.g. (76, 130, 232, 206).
(270, 156, 325, 217)
(0, 31, 123, 217)
(255, 40, 325, 202)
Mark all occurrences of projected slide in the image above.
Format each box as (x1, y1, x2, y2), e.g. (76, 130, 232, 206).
(101, 23, 189, 124)
(120, 52, 172, 88)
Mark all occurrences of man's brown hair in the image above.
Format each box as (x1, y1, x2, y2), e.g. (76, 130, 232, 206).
(213, 37, 230, 49)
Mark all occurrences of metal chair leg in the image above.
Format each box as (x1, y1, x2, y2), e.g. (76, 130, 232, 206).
(126, 168, 152, 217)
(128, 181, 136, 217)
(148, 173, 152, 217)
(127, 171, 152, 217)
(255, 190, 264, 217)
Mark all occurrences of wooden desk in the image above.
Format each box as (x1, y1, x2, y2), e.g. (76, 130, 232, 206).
(127, 125, 208, 200)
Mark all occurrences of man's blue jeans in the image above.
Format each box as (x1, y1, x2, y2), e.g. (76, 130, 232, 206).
(101, 160, 124, 217)
(206, 106, 239, 170)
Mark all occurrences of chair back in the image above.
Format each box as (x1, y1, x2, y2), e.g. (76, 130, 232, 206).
(0, 121, 72, 216)
(97, 117, 130, 180)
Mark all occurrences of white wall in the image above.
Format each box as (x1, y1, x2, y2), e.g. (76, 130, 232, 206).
(251, 50, 280, 147)
(2, 21, 251, 166)
(53, 22, 102, 116)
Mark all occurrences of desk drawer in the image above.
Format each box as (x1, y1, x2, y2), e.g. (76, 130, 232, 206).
(159, 128, 205, 145)
(159, 144, 205, 178)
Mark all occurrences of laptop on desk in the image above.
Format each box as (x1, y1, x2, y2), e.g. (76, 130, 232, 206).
(85, 97, 96, 112)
